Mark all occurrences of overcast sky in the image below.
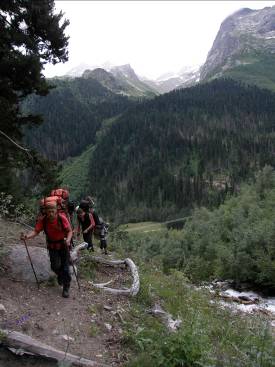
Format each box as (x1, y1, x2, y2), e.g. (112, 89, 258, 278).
(44, 1, 275, 80)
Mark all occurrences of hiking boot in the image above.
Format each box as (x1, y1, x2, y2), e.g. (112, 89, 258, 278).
(87, 244, 94, 251)
(62, 286, 70, 298)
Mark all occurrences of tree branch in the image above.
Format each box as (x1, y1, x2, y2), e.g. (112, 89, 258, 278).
(0, 130, 32, 159)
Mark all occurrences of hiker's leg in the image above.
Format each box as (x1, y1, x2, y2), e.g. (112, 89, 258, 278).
(83, 231, 94, 251)
(48, 248, 62, 275)
(59, 248, 71, 288)
(59, 248, 71, 297)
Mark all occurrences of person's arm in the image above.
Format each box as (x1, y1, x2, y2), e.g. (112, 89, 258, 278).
(20, 230, 39, 241)
(60, 215, 73, 247)
(20, 218, 43, 241)
(83, 214, 95, 233)
(65, 227, 73, 247)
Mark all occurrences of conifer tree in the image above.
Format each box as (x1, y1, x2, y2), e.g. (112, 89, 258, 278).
(0, 0, 69, 193)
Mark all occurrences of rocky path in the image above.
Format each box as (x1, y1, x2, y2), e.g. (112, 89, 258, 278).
(0, 219, 132, 366)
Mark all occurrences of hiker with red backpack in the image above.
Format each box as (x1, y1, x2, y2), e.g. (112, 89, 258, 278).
(20, 197, 73, 298)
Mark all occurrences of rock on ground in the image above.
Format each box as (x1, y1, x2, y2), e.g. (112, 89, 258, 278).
(7, 245, 53, 283)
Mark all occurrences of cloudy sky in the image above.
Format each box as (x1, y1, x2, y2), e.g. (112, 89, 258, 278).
(44, 1, 275, 80)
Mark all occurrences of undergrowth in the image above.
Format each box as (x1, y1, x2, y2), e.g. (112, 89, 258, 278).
(120, 264, 274, 367)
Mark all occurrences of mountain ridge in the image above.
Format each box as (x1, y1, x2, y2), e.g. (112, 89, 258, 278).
(200, 5, 275, 90)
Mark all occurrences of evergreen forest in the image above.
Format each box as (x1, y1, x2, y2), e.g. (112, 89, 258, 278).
(87, 79, 275, 222)
(24, 77, 136, 161)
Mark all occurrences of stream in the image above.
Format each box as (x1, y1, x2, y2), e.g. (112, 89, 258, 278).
(199, 282, 275, 329)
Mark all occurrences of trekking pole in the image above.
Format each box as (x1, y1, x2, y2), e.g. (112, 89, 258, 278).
(72, 262, 81, 291)
(21, 237, 40, 289)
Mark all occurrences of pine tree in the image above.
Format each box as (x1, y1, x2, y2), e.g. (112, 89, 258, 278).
(0, 0, 69, 194)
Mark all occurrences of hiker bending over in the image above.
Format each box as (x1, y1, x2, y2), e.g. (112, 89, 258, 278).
(76, 208, 95, 251)
(20, 201, 73, 298)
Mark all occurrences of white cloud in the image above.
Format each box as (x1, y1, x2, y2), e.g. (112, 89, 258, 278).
(44, 0, 275, 79)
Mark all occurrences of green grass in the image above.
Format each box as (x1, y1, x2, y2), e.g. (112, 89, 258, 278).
(108, 216, 275, 366)
(120, 221, 165, 233)
(221, 52, 275, 92)
(58, 144, 94, 201)
(122, 265, 275, 367)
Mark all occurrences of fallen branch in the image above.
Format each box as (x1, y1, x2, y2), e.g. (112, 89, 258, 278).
(218, 293, 259, 305)
(89, 257, 140, 296)
(0, 329, 109, 367)
(148, 304, 182, 332)
(70, 243, 140, 296)
(70, 242, 88, 262)
(91, 279, 114, 287)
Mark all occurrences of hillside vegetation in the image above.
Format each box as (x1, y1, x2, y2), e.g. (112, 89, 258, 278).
(112, 166, 275, 294)
(223, 52, 275, 92)
(87, 78, 275, 222)
(24, 77, 136, 161)
(58, 144, 94, 200)
(106, 168, 275, 365)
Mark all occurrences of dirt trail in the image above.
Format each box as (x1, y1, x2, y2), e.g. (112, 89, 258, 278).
(0, 219, 132, 366)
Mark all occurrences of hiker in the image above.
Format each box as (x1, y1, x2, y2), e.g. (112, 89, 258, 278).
(79, 196, 108, 255)
(20, 200, 73, 298)
(76, 207, 95, 251)
(95, 219, 109, 255)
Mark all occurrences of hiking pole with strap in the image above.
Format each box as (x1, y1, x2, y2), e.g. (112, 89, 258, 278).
(21, 237, 40, 289)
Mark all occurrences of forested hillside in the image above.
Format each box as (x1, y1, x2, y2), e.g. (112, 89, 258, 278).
(88, 79, 275, 222)
(24, 77, 136, 161)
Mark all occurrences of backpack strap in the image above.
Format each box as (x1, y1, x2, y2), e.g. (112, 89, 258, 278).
(42, 215, 49, 243)
(42, 214, 66, 243)
(57, 214, 65, 232)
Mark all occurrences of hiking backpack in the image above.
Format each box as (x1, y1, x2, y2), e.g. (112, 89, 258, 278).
(79, 199, 90, 213)
(50, 188, 69, 201)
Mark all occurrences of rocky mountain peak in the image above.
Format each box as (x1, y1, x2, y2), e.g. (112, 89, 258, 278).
(200, 5, 275, 80)
(82, 67, 115, 81)
(111, 64, 140, 82)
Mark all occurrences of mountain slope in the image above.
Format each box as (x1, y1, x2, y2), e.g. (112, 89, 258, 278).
(142, 66, 201, 93)
(87, 79, 275, 221)
(83, 65, 158, 97)
(200, 6, 275, 91)
(24, 77, 135, 161)
(109, 64, 158, 97)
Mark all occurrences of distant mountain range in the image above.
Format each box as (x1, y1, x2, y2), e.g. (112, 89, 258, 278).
(62, 5, 275, 95)
(82, 65, 157, 98)
(65, 62, 201, 95)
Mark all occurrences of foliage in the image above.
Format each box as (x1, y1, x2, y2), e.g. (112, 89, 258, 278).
(78, 251, 97, 279)
(88, 78, 275, 222)
(110, 166, 275, 293)
(224, 52, 275, 92)
(58, 145, 94, 201)
(24, 78, 136, 161)
(0, 192, 34, 221)
(0, 0, 69, 198)
(122, 266, 274, 367)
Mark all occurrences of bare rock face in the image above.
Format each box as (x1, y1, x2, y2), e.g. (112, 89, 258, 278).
(7, 245, 53, 283)
(200, 6, 275, 80)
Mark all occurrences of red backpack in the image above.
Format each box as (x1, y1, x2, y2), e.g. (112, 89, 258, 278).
(50, 189, 69, 201)
(37, 189, 71, 224)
